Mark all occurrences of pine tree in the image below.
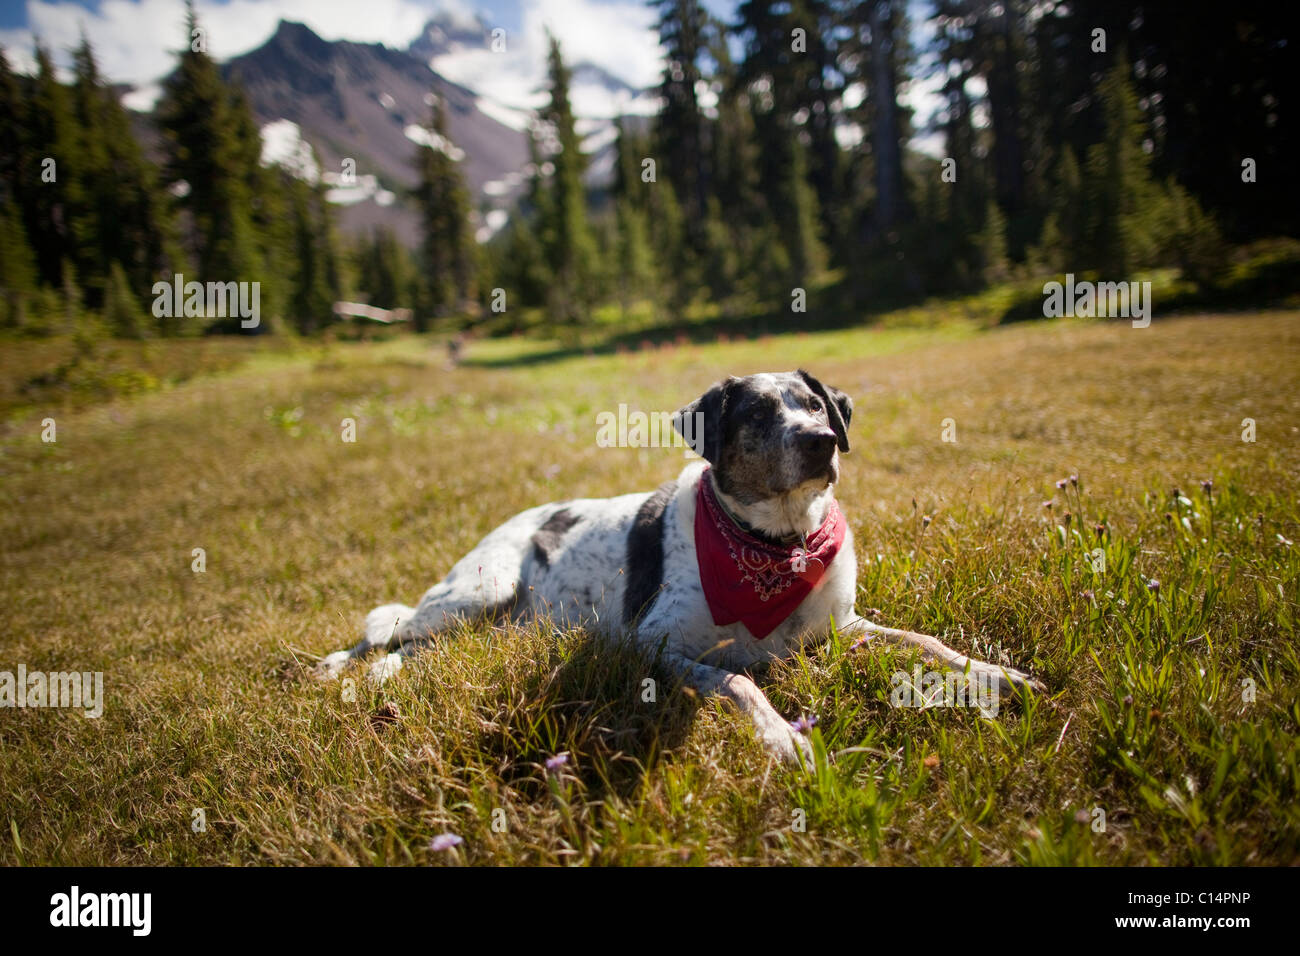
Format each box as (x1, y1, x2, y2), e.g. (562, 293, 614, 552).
(781, 135, 827, 286)
(856, 0, 912, 238)
(0, 50, 37, 327)
(614, 196, 654, 316)
(102, 260, 146, 338)
(1083, 61, 1161, 275)
(357, 228, 414, 312)
(653, 0, 710, 234)
(287, 177, 337, 333)
(414, 94, 476, 325)
(156, 0, 263, 317)
(706, 40, 766, 231)
(71, 36, 177, 311)
(1032, 146, 1081, 272)
(25, 43, 85, 291)
(735, 0, 842, 233)
(0, 47, 23, 205)
(536, 34, 596, 328)
(0, 199, 38, 329)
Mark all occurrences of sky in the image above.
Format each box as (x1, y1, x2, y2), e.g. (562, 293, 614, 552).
(0, 0, 711, 86)
(0, 0, 943, 147)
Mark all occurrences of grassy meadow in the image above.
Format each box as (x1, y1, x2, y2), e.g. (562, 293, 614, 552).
(1, 308, 1298, 865)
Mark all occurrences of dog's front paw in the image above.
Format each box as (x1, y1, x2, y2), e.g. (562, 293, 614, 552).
(979, 662, 1045, 697)
(367, 652, 403, 685)
(314, 650, 350, 680)
(759, 722, 814, 767)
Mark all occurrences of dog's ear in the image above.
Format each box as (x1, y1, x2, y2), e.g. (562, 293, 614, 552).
(798, 369, 853, 452)
(674, 376, 737, 465)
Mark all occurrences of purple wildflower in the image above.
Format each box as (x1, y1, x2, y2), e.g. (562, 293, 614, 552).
(428, 833, 463, 852)
(545, 753, 569, 775)
(789, 714, 818, 735)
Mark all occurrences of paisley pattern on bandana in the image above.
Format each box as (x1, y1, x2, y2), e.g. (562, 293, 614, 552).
(695, 468, 847, 639)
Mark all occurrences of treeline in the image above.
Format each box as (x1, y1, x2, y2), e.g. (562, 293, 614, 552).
(489, 0, 1292, 327)
(0, 1, 1293, 340)
(0, 2, 477, 337)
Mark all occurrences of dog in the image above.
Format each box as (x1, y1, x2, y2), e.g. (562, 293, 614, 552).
(317, 370, 1044, 763)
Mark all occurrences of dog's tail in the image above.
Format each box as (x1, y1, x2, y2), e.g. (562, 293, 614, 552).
(365, 603, 418, 649)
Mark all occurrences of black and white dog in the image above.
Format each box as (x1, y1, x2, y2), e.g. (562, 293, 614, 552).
(317, 370, 1043, 763)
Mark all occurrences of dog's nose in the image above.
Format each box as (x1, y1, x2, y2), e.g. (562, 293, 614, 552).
(796, 427, 837, 458)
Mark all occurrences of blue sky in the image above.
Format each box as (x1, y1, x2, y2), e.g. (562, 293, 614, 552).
(0, 0, 740, 38)
(0, 0, 943, 145)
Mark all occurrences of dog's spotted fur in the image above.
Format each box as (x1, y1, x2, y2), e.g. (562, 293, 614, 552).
(317, 370, 1044, 763)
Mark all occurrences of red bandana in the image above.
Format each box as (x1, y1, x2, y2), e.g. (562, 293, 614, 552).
(694, 468, 847, 639)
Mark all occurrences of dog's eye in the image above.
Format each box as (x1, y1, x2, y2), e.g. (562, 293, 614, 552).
(809, 396, 824, 412)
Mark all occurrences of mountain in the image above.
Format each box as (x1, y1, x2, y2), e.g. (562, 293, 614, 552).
(219, 19, 529, 246)
(126, 16, 651, 247)
(408, 10, 495, 63)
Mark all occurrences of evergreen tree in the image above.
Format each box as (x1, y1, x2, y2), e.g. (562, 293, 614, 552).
(653, 0, 710, 234)
(1083, 61, 1161, 275)
(0, 47, 23, 205)
(614, 196, 655, 316)
(357, 228, 414, 312)
(156, 0, 263, 317)
(414, 94, 476, 325)
(0, 199, 38, 329)
(781, 135, 827, 285)
(102, 260, 146, 338)
(24, 43, 85, 290)
(287, 177, 338, 333)
(536, 34, 596, 328)
(735, 1, 842, 240)
(843, 0, 913, 240)
(71, 36, 176, 311)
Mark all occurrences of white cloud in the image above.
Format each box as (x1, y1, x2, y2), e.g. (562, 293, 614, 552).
(0, 0, 474, 86)
(429, 0, 662, 122)
(2, 0, 665, 124)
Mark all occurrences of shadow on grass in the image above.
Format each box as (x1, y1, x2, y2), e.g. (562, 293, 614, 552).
(459, 278, 931, 370)
(465, 241, 1300, 367)
(479, 632, 719, 803)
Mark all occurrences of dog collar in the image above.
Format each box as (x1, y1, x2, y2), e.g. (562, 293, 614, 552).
(705, 474, 805, 548)
(695, 468, 846, 640)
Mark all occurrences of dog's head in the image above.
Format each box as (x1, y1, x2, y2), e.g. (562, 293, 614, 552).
(673, 370, 853, 506)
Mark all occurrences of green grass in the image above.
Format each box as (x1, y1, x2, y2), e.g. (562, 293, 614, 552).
(1, 309, 1297, 865)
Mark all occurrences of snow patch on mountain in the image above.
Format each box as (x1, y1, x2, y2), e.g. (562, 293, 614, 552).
(260, 119, 320, 183)
(404, 124, 466, 161)
(121, 83, 163, 113)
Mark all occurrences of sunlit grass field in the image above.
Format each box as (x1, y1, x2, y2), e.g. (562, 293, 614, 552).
(1, 309, 1297, 865)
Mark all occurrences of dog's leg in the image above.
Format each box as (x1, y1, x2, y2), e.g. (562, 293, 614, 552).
(315, 603, 417, 679)
(316, 509, 543, 681)
(840, 615, 1045, 695)
(661, 651, 814, 766)
(317, 581, 521, 683)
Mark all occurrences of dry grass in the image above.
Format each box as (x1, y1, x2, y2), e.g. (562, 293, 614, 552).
(1, 311, 1297, 865)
